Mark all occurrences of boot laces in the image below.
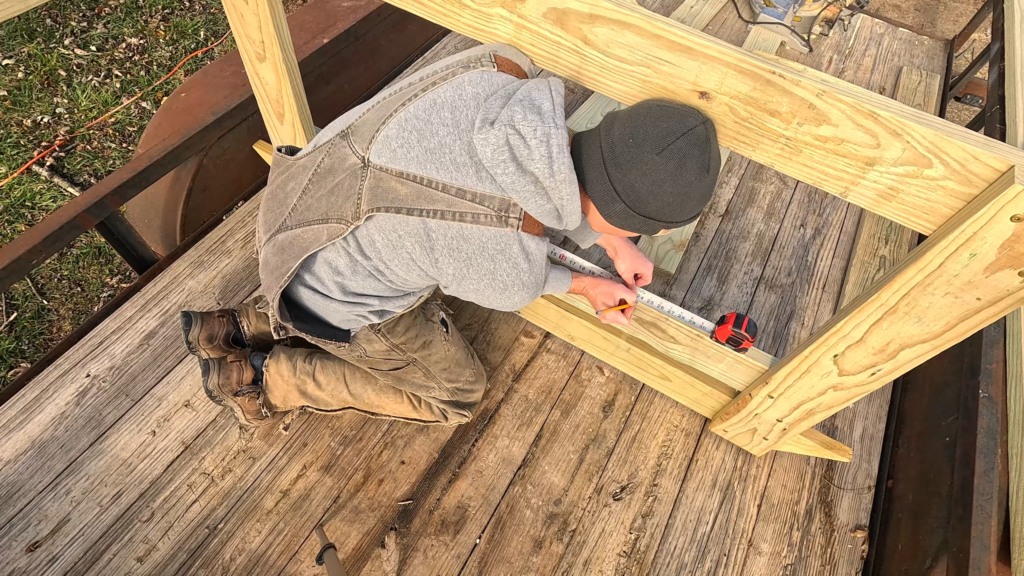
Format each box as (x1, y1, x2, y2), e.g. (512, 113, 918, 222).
(234, 384, 262, 398)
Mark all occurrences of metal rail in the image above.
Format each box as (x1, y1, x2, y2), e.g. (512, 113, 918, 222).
(942, 0, 1007, 136)
(0, 0, 445, 400)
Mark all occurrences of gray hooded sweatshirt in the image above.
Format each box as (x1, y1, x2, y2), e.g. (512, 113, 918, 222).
(283, 44, 600, 331)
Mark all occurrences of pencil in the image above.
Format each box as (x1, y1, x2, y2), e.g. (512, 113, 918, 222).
(596, 303, 633, 315)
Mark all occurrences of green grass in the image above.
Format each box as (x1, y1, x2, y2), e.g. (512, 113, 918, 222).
(0, 0, 235, 387)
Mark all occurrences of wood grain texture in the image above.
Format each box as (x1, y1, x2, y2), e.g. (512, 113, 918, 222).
(562, 0, 726, 135)
(1008, 0, 1023, 150)
(460, 356, 642, 575)
(1010, 307, 1024, 576)
(837, 68, 937, 310)
(1005, 5, 1024, 572)
(518, 294, 852, 461)
(222, 0, 315, 147)
(383, 0, 1024, 235)
(369, 336, 583, 575)
(712, 165, 1024, 456)
(0, 190, 262, 532)
(253, 139, 274, 163)
(0, 0, 46, 23)
(181, 414, 387, 575)
(555, 388, 706, 574)
(0, 360, 220, 575)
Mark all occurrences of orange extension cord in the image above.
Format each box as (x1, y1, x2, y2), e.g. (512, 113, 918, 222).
(0, 31, 232, 189)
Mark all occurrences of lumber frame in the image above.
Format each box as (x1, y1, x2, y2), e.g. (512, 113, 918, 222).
(517, 293, 853, 461)
(383, 0, 1024, 236)
(252, 133, 853, 460)
(232, 0, 1024, 461)
(712, 165, 1024, 455)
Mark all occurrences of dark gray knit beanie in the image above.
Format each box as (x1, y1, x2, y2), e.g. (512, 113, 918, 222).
(571, 99, 720, 235)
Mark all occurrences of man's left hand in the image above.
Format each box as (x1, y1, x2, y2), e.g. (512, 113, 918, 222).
(597, 234, 654, 289)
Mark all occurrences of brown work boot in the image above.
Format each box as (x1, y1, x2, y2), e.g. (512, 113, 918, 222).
(200, 353, 279, 428)
(180, 309, 248, 359)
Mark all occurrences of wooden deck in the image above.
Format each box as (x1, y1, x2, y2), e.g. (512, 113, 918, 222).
(0, 3, 947, 574)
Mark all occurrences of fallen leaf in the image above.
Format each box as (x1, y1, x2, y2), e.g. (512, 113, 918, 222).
(7, 363, 31, 380)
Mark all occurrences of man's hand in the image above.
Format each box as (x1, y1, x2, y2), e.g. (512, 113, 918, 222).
(569, 272, 637, 326)
(596, 234, 654, 289)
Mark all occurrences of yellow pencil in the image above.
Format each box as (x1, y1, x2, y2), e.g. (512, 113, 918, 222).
(596, 303, 633, 316)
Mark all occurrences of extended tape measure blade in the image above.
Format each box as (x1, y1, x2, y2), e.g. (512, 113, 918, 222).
(546, 245, 715, 334)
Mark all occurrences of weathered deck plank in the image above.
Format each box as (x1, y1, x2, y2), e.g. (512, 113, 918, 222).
(0, 193, 261, 532)
(367, 335, 583, 575)
(0, 5, 948, 576)
(460, 356, 643, 574)
(280, 312, 538, 575)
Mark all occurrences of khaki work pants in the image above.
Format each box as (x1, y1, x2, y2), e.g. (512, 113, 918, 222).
(237, 299, 486, 425)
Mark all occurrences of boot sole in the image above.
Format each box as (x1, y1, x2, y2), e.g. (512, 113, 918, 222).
(180, 311, 203, 358)
(200, 359, 274, 429)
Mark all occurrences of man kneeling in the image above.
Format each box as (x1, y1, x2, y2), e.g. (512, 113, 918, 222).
(181, 44, 720, 429)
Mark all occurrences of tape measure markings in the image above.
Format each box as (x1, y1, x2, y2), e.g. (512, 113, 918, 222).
(547, 244, 716, 333)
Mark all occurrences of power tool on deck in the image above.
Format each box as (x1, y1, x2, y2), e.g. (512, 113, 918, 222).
(745, 0, 869, 53)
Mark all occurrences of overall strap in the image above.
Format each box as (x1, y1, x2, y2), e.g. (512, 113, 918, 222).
(346, 53, 527, 158)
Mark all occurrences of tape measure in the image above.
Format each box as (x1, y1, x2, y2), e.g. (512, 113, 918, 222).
(548, 245, 714, 332)
(546, 244, 757, 353)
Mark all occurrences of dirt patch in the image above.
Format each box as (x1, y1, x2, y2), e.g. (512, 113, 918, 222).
(869, 0, 987, 40)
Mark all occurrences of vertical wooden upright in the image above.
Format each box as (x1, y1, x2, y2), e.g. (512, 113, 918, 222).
(221, 0, 316, 148)
(1005, 2, 1024, 575)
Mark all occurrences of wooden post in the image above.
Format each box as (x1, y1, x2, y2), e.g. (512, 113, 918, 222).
(221, 0, 316, 148)
(1004, 2, 1024, 574)
(710, 165, 1024, 456)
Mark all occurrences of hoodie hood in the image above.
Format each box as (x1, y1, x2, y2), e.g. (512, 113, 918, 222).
(473, 76, 581, 231)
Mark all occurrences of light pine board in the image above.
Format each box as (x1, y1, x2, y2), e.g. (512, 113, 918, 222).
(1011, 306, 1024, 576)
(712, 161, 1024, 455)
(222, 0, 315, 147)
(1008, 0, 1023, 149)
(0, 0, 47, 23)
(383, 0, 1024, 236)
(1006, 2, 1024, 573)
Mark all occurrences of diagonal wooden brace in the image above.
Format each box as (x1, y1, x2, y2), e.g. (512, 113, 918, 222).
(711, 165, 1024, 456)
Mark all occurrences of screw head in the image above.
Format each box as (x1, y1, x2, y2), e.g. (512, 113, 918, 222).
(1019, 270, 1024, 278)
(1012, 214, 1024, 223)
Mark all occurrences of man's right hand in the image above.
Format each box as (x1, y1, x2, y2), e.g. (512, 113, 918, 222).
(568, 272, 638, 326)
